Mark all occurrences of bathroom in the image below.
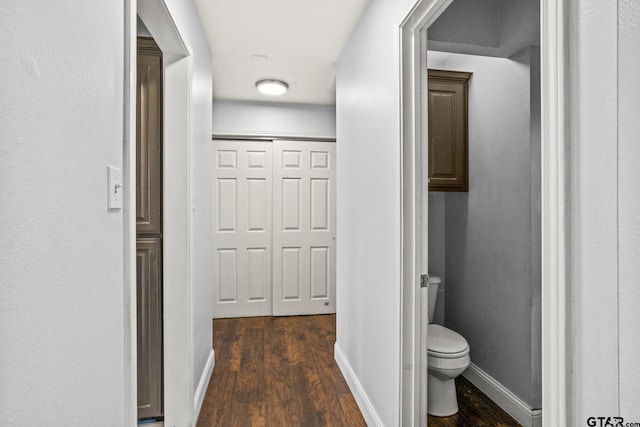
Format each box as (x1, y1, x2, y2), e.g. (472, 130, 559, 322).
(425, 0, 542, 424)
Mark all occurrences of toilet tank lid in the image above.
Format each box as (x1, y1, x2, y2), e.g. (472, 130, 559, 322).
(428, 275, 441, 284)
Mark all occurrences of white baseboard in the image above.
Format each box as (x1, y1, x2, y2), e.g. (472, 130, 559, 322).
(462, 363, 542, 427)
(334, 343, 384, 427)
(193, 349, 215, 421)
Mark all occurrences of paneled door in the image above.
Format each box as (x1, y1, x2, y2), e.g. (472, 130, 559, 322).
(272, 141, 336, 316)
(212, 141, 273, 318)
(136, 37, 163, 420)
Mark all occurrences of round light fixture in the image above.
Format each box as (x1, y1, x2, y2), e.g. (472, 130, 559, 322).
(255, 79, 289, 96)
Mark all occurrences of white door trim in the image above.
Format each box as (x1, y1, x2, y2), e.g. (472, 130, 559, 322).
(396, 0, 570, 425)
(123, 2, 137, 425)
(212, 133, 336, 143)
(540, 0, 570, 424)
(124, 1, 195, 425)
(396, 2, 453, 424)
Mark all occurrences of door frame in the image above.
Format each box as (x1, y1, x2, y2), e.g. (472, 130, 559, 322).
(124, 0, 195, 425)
(396, 0, 570, 425)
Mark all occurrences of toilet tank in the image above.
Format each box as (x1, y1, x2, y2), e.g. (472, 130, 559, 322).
(427, 275, 441, 324)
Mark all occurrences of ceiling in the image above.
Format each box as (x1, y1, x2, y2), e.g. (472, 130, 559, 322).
(428, 0, 539, 58)
(194, 0, 369, 105)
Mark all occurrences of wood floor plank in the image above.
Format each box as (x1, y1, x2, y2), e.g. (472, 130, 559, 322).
(231, 326, 264, 426)
(427, 376, 521, 426)
(198, 314, 365, 427)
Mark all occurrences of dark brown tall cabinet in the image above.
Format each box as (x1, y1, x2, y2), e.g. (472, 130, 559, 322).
(136, 37, 164, 421)
(428, 69, 472, 192)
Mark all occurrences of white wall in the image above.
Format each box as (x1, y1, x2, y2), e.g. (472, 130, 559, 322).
(529, 45, 542, 409)
(0, 0, 213, 424)
(212, 100, 336, 137)
(428, 192, 446, 325)
(0, 1, 126, 424)
(617, 0, 640, 419)
(137, 16, 152, 36)
(159, 0, 215, 403)
(335, 0, 405, 424)
(427, 49, 541, 408)
(570, 0, 619, 420)
(570, 0, 640, 422)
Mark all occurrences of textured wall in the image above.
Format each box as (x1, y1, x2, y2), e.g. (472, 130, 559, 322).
(335, 0, 407, 424)
(571, 0, 640, 421)
(618, 0, 640, 419)
(0, 0, 214, 424)
(570, 0, 620, 419)
(212, 100, 336, 137)
(428, 192, 446, 325)
(0, 1, 126, 424)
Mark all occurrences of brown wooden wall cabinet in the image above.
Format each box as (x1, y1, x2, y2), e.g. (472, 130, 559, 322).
(136, 36, 164, 421)
(428, 69, 472, 192)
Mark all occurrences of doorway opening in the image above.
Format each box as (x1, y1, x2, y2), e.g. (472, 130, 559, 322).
(425, 1, 541, 423)
(136, 34, 164, 423)
(124, 0, 196, 424)
(397, 0, 569, 425)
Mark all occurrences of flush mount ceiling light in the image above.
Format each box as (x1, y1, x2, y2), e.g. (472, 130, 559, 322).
(255, 79, 289, 96)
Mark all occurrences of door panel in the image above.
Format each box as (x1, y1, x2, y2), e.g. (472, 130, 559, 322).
(247, 248, 268, 300)
(136, 238, 163, 419)
(311, 178, 329, 230)
(217, 249, 238, 302)
(282, 178, 302, 230)
(217, 179, 237, 232)
(136, 39, 162, 234)
(310, 246, 329, 298)
(273, 141, 336, 316)
(212, 141, 273, 318)
(136, 37, 163, 421)
(281, 246, 302, 300)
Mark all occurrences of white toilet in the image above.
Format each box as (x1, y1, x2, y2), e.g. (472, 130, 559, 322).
(427, 275, 470, 417)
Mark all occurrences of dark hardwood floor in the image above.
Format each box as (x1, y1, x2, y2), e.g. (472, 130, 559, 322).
(427, 376, 521, 427)
(197, 314, 366, 427)
(197, 314, 520, 427)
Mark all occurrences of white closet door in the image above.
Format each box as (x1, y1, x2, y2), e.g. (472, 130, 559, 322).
(272, 141, 336, 316)
(212, 141, 272, 318)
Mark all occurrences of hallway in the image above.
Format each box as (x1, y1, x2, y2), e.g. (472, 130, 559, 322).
(197, 315, 366, 426)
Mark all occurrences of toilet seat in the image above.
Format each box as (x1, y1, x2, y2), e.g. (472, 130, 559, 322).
(427, 324, 469, 359)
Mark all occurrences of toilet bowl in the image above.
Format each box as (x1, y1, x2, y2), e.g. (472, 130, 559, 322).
(427, 276, 470, 417)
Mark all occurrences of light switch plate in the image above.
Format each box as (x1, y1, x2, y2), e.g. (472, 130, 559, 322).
(107, 165, 123, 210)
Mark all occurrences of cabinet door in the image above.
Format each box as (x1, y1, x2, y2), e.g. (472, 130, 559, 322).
(136, 39, 163, 234)
(136, 37, 163, 421)
(136, 238, 163, 419)
(428, 69, 471, 192)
